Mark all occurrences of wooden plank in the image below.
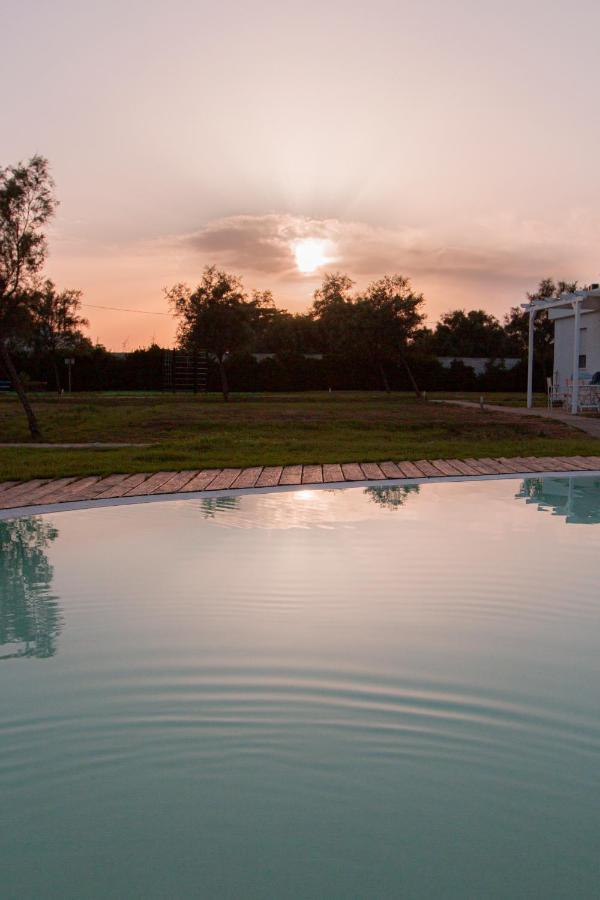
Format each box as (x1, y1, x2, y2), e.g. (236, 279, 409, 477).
(519, 457, 565, 472)
(322, 463, 344, 483)
(498, 457, 535, 472)
(178, 469, 221, 492)
(302, 465, 323, 484)
(85, 473, 132, 498)
(149, 470, 199, 494)
(487, 458, 525, 473)
(519, 456, 584, 472)
(515, 457, 560, 472)
(341, 463, 365, 481)
(231, 467, 263, 489)
(396, 461, 425, 479)
(558, 456, 587, 471)
(125, 471, 178, 496)
(0, 481, 19, 493)
(446, 459, 482, 476)
(430, 459, 463, 476)
(39, 476, 103, 504)
(379, 461, 403, 479)
(360, 462, 385, 480)
(279, 465, 303, 485)
(9, 477, 80, 508)
(0, 478, 52, 508)
(205, 468, 242, 490)
(572, 456, 600, 469)
(515, 456, 577, 472)
(463, 458, 498, 475)
(580, 456, 600, 468)
(413, 460, 441, 477)
(477, 457, 517, 474)
(256, 466, 283, 487)
(96, 472, 151, 498)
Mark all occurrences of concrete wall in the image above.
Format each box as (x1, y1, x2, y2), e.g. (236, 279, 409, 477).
(551, 309, 600, 388)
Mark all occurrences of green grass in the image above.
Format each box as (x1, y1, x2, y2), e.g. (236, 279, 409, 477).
(0, 391, 597, 482)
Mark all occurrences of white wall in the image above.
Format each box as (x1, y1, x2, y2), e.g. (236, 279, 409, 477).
(552, 309, 600, 388)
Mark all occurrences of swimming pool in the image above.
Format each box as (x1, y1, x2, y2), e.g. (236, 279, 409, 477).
(2, 475, 600, 898)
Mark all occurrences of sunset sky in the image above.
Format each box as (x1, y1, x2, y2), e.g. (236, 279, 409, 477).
(4, 0, 600, 349)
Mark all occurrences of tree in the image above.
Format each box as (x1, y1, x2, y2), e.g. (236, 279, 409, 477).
(432, 309, 507, 358)
(0, 516, 61, 660)
(0, 156, 58, 438)
(354, 275, 425, 394)
(310, 272, 425, 393)
(310, 272, 355, 354)
(166, 266, 271, 400)
(30, 280, 89, 391)
(503, 278, 578, 381)
(365, 484, 419, 510)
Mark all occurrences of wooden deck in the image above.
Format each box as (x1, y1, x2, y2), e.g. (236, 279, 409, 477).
(1, 456, 600, 512)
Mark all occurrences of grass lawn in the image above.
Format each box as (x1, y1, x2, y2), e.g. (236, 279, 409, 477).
(0, 390, 597, 482)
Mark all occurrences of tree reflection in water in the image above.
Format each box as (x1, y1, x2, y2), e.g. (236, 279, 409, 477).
(199, 497, 240, 518)
(0, 517, 62, 660)
(364, 484, 420, 510)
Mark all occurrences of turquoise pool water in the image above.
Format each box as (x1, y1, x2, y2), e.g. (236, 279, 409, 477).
(1, 476, 600, 898)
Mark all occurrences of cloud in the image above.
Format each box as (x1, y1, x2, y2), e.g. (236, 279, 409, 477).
(175, 211, 596, 292)
(184, 214, 335, 274)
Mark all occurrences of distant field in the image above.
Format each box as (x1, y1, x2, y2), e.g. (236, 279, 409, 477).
(0, 390, 593, 482)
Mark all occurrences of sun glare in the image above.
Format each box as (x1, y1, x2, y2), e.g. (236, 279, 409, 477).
(292, 238, 331, 274)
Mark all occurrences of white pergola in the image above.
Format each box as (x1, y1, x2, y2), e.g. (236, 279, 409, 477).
(522, 286, 600, 413)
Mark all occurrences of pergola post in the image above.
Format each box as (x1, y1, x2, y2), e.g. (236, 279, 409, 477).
(571, 299, 581, 414)
(526, 305, 535, 409)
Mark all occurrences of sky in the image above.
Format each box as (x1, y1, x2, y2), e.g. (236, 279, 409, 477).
(3, 0, 600, 349)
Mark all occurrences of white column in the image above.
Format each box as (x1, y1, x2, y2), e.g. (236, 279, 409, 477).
(571, 300, 581, 414)
(527, 306, 535, 408)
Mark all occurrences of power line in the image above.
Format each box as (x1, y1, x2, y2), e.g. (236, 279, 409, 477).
(82, 302, 171, 317)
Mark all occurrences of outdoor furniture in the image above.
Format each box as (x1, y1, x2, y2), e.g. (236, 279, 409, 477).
(563, 382, 600, 414)
(547, 377, 562, 409)
(578, 385, 600, 413)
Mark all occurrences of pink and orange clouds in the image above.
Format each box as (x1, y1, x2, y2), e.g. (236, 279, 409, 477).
(4, 0, 600, 347)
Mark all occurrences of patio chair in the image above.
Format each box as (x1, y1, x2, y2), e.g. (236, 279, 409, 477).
(546, 377, 562, 409)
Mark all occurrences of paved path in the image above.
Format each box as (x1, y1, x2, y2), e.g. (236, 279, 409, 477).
(433, 399, 600, 438)
(1, 456, 599, 512)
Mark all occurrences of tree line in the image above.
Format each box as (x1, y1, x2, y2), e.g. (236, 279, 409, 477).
(1, 155, 573, 436)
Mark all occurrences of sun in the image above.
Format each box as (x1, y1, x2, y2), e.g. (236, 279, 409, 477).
(292, 238, 331, 274)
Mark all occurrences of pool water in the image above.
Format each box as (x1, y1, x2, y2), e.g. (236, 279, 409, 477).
(1, 476, 600, 898)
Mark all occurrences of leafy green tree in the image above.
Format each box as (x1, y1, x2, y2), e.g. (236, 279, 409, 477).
(166, 266, 272, 400)
(31, 279, 89, 391)
(310, 272, 355, 354)
(310, 272, 425, 392)
(0, 156, 57, 438)
(432, 309, 507, 357)
(354, 275, 425, 393)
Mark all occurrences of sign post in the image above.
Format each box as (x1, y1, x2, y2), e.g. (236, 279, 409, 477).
(64, 358, 75, 393)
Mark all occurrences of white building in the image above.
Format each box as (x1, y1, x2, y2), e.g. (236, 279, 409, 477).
(523, 284, 600, 413)
(550, 303, 600, 389)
